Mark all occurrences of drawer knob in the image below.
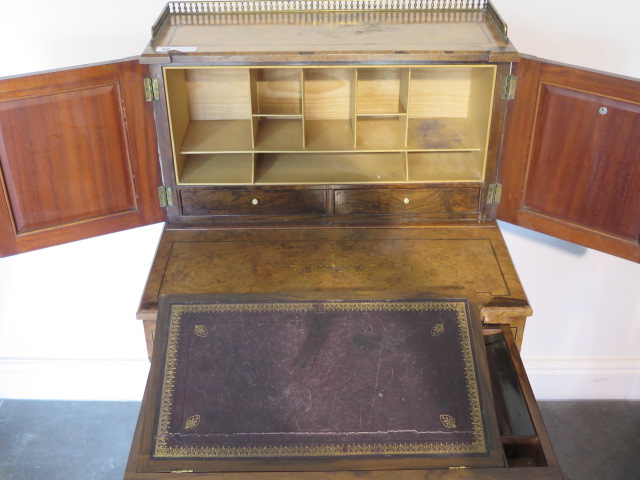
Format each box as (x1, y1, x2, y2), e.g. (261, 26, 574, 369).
(251, 198, 259, 205)
(599, 107, 608, 115)
(403, 197, 410, 204)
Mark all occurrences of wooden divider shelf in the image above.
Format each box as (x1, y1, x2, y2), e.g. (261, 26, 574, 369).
(180, 153, 254, 185)
(252, 68, 303, 116)
(255, 152, 407, 185)
(356, 116, 407, 151)
(164, 65, 496, 186)
(253, 117, 304, 151)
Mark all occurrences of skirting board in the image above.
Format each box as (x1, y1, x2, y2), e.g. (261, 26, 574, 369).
(0, 358, 149, 401)
(524, 359, 640, 400)
(0, 357, 638, 401)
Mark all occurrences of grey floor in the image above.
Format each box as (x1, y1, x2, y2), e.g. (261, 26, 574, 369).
(0, 399, 638, 479)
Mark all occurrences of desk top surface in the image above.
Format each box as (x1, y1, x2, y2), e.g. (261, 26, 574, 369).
(142, 1, 518, 63)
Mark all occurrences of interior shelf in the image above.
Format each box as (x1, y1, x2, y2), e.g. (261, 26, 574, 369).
(180, 120, 253, 153)
(408, 151, 484, 182)
(304, 119, 355, 151)
(255, 153, 406, 185)
(253, 117, 304, 151)
(407, 118, 482, 151)
(180, 153, 254, 185)
(356, 116, 407, 150)
(165, 65, 496, 185)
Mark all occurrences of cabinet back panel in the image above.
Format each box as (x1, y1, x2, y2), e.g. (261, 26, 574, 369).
(356, 68, 409, 115)
(303, 69, 355, 120)
(185, 69, 252, 120)
(409, 68, 472, 118)
(254, 69, 303, 116)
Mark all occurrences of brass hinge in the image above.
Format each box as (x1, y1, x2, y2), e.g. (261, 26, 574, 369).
(487, 183, 503, 205)
(501, 74, 517, 100)
(158, 186, 173, 208)
(449, 466, 470, 470)
(171, 470, 194, 474)
(144, 77, 160, 102)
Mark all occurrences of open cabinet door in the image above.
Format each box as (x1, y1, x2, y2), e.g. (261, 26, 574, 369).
(497, 57, 640, 263)
(0, 59, 165, 257)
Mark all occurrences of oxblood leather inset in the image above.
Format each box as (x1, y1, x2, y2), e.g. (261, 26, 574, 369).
(152, 299, 489, 460)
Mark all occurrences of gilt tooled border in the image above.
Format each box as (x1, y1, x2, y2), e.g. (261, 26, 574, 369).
(153, 300, 486, 458)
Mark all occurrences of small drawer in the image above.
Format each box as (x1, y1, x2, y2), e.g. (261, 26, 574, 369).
(334, 188, 480, 215)
(180, 188, 327, 216)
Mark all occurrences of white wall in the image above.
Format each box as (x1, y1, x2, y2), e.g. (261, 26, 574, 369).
(491, 0, 640, 399)
(0, 0, 638, 400)
(0, 0, 170, 400)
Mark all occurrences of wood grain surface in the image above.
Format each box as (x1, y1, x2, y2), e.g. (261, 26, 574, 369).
(137, 223, 531, 356)
(498, 57, 640, 262)
(0, 60, 164, 256)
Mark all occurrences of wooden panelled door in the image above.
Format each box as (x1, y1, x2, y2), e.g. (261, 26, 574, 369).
(498, 57, 640, 263)
(0, 60, 165, 256)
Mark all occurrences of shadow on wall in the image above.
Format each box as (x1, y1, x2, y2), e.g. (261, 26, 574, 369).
(497, 221, 588, 258)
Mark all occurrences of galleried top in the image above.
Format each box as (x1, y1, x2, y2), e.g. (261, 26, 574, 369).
(142, 0, 518, 64)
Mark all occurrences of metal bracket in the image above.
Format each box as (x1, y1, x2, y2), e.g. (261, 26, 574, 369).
(144, 78, 160, 102)
(500, 74, 517, 100)
(487, 183, 503, 205)
(158, 186, 173, 208)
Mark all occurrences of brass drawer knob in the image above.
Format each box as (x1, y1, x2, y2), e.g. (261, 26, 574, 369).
(251, 198, 259, 205)
(403, 197, 410, 204)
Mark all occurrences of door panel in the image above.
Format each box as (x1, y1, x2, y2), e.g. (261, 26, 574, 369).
(498, 57, 640, 262)
(0, 60, 165, 256)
